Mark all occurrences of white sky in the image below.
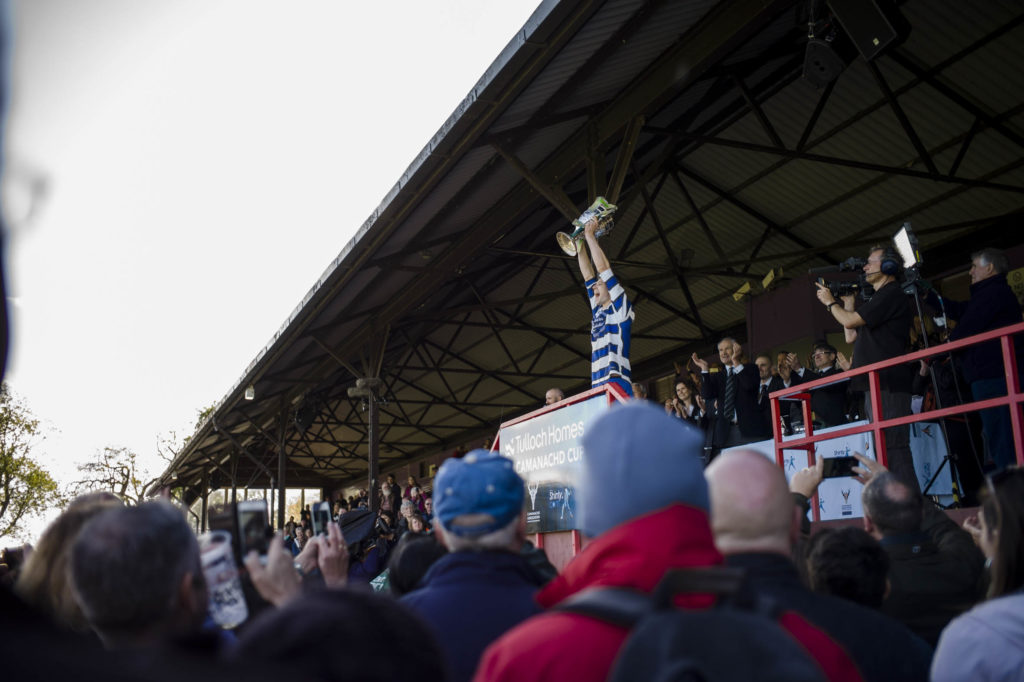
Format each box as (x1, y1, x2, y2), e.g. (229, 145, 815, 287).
(2, 0, 542, 542)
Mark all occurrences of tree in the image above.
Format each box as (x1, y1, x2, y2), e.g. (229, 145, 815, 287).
(0, 385, 61, 540)
(70, 446, 153, 505)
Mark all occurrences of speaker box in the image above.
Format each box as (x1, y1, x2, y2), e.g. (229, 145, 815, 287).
(804, 38, 848, 88)
(827, 0, 900, 61)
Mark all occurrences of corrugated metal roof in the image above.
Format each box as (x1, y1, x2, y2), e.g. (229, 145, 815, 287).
(156, 0, 1024, 502)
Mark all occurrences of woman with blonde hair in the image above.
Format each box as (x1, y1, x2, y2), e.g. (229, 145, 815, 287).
(16, 493, 122, 632)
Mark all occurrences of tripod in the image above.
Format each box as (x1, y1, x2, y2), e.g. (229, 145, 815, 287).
(903, 270, 981, 506)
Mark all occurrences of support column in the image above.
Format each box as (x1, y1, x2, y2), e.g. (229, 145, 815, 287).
(277, 407, 288, 531)
(348, 377, 383, 512)
(230, 451, 238, 506)
(368, 384, 380, 511)
(200, 473, 210, 533)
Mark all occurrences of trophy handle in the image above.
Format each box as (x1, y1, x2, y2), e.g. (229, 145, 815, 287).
(556, 231, 580, 256)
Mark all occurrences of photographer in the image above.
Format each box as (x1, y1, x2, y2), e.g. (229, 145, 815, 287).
(816, 245, 917, 491)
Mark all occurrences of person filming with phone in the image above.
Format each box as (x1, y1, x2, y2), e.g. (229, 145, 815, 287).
(815, 244, 916, 491)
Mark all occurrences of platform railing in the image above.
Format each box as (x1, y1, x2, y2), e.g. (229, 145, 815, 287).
(769, 321, 1024, 520)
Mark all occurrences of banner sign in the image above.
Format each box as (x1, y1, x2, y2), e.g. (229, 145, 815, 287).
(499, 393, 610, 533)
(737, 420, 953, 520)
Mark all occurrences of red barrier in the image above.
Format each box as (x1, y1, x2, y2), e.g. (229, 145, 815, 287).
(770, 321, 1024, 522)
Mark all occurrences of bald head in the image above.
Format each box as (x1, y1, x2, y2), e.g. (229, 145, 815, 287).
(705, 449, 800, 555)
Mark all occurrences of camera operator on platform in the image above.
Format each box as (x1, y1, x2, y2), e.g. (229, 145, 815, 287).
(815, 245, 917, 491)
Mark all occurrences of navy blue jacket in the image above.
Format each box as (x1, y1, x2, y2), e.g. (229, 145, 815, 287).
(400, 550, 545, 682)
(933, 273, 1022, 383)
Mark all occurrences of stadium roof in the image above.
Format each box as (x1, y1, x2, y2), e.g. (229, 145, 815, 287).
(154, 0, 1024, 502)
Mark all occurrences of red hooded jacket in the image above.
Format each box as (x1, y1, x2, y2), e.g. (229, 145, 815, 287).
(473, 504, 861, 682)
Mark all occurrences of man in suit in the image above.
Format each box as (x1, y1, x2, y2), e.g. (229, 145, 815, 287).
(788, 341, 849, 428)
(692, 338, 772, 456)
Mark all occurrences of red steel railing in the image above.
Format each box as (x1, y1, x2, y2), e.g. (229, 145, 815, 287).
(770, 321, 1024, 514)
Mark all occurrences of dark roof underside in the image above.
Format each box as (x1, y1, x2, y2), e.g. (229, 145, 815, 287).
(156, 0, 1024, 500)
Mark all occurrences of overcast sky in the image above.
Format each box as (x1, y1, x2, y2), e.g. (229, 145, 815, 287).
(2, 0, 541, 541)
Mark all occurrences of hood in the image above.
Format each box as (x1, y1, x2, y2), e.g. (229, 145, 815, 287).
(537, 504, 722, 608)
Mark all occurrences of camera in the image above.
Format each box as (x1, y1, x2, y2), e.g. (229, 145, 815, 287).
(816, 275, 872, 301)
(209, 500, 271, 564)
(310, 500, 331, 536)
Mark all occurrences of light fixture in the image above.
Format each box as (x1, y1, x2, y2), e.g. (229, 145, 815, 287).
(732, 281, 752, 302)
(762, 268, 783, 290)
(244, 384, 255, 401)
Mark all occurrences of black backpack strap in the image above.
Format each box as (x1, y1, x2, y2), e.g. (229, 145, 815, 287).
(650, 566, 746, 606)
(554, 587, 654, 629)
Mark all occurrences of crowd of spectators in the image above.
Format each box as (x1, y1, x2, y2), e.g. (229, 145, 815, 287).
(3, 246, 1023, 681)
(2, 402, 1023, 681)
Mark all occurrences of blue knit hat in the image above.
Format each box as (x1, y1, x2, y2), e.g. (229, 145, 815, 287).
(433, 449, 525, 537)
(579, 402, 708, 537)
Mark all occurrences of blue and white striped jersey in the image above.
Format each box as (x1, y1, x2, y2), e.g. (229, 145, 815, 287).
(586, 268, 635, 387)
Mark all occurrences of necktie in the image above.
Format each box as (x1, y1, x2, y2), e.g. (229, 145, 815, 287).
(759, 383, 768, 406)
(723, 368, 736, 421)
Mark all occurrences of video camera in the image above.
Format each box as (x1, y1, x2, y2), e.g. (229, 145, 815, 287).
(811, 222, 923, 301)
(816, 275, 871, 301)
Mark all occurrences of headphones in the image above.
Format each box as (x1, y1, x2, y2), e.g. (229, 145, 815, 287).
(879, 246, 902, 277)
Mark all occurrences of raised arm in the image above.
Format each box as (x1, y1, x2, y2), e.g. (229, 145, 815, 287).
(584, 218, 610, 274)
(576, 233, 595, 281)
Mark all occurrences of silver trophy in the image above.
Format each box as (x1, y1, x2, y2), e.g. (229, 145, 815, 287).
(556, 196, 618, 256)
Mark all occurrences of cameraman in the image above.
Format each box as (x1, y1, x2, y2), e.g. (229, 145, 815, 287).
(816, 245, 917, 491)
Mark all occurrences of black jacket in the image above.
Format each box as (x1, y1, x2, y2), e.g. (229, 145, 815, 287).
(790, 365, 849, 427)
(725, 553, 933, 682)
(931, 273, 1023, 384)
(701, 364, 772, 441)
(879, 504, 986, 647)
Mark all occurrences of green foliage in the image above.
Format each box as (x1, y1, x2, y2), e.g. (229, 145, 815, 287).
(0, 384, 61, 540)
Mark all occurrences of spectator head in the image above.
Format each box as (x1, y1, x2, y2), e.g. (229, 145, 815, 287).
(380, 481, 391, 496)
(433, 449, 525, 552)
(705, 449, 800, 556)
(232, 589, 446, 682)
(717, 337, 736, 366)
(811, 342, 837, 370)
(776, 351, 791, 373)
(69, 501, 207, 648)
(970, 247, 1008, 283)
(979, 468, 1024, 598)
(409, 514, 428, 534)
(755, 354, 772, 381)
(67, 490, 123, 510)
(631, 382, 648, 399)
(578, 402, 707, 538)
(805, 527, 890, 609)
(423, 496, 433, 517)
(400, 499, 417, 519)
(410, 486, 422, 500)
(675, 379, 696, 403)
(544, 388, 564, 406)
(386, 473, 396, 485)
(16, 494, 123, 632)
(862, 472, 923, 538)
(387, 533, 448, 597)
(407, 476, 417, 487)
